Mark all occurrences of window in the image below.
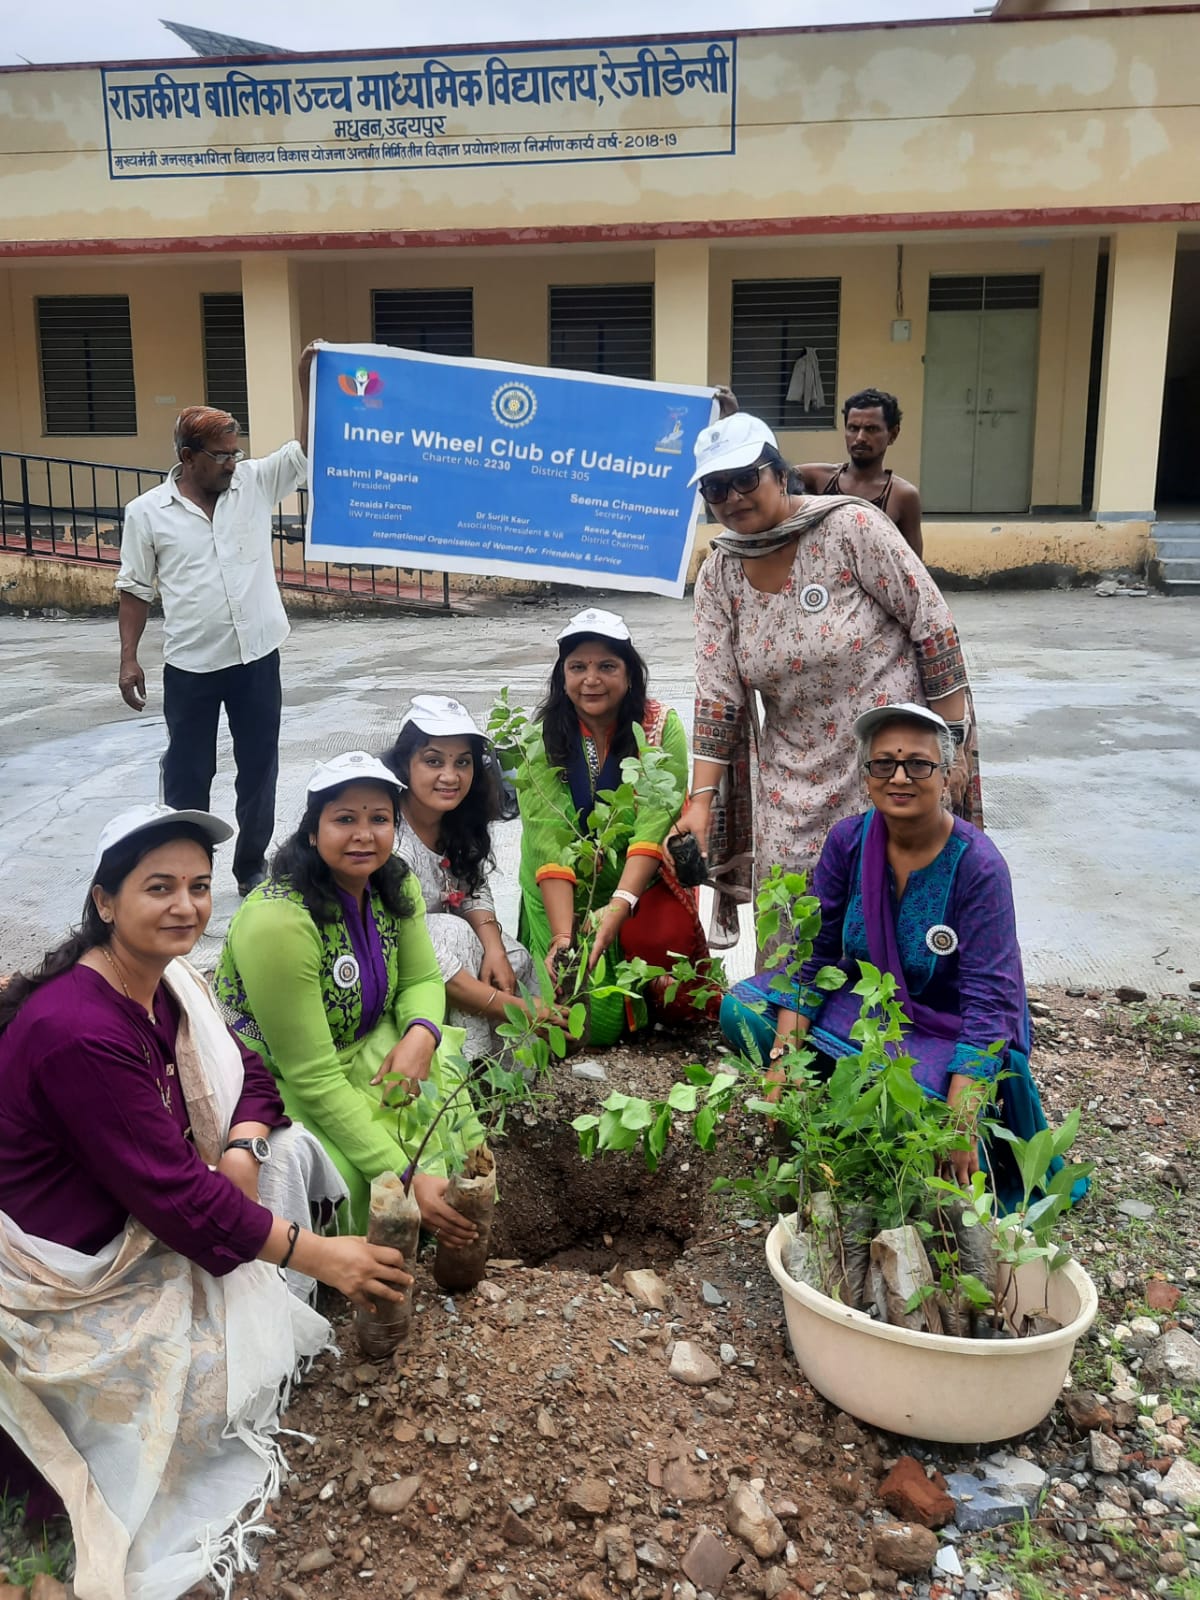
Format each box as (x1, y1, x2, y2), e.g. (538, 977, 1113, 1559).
(548, 284, 653, 380)
(37, 296, 137, 436)
(730, 278, 840, 430)
(928, 275, 1041, 312)
(202, 293, 250, 430)
(372, 288, 474, 356)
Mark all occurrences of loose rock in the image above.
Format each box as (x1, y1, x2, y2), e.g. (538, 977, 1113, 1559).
(623, 1269, 669, 1311)
(295, 1548, 337, 1574)
(1143, 1328, 1200, 1388)
(878, 1455, 955, 1529)
(563, 1477, 612, 1518)
(681, 1528, 739, 1594)
(669, 1341, 722, 1387)
(726, 1482, 787, 1558)
(367, 1474, 423, 1515)
(871, 1522, 939, 1576)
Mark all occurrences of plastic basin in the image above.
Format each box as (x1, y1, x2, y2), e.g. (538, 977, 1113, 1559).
(765, 1218, 1098, 1443)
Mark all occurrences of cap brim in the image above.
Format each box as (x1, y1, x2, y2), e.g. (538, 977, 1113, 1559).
(853, 704, 949, 741)
(688, 440, 772, 487)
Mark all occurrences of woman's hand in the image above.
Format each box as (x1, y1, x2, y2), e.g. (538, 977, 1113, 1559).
(714, 385, 739, 419)
(544, 933, 574, 995)
(945, 1073, 983, 1188)
(673, 794, 715, 861)
(946, 746, 972, 811)
(371, 1027, 437, 1103)
(412, 1171, 478, 1249)
(311, 1235, 412, 1312)
(585, 899, 630, 974)
(480, 947, 517, 994)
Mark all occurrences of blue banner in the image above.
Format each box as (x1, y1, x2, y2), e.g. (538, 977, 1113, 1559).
(305, 343, 715, 598)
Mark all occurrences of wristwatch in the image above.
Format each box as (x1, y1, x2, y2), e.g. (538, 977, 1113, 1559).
(225, 1136, 272, 1165)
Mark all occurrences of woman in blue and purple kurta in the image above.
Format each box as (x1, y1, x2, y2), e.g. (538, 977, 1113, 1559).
(721, 703, 1078, 1210)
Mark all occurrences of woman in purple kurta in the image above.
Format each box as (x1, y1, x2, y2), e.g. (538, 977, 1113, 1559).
(0, 805, 410, 1595)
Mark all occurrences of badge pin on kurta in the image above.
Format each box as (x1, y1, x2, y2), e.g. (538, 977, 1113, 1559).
(926, 924, 959, 956)
(799, 583, 830, 614)
(333, 954, 361, 989)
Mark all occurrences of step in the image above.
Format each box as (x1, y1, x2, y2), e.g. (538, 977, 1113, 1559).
(1158, 557, 1200, 582)
(1152, 536, 1200, 558)
(1160, 576, 1200, 597)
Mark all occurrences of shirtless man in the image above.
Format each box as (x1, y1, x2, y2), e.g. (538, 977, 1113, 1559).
(712, 384, 923, 558)
(795, 387, 923, 558)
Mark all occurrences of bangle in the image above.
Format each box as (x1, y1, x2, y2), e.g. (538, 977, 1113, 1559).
(690, 785, 720, 799)
(278, 1220, 301, 1277)
(483, 988, 498, 1013)
(611, 888, 639, 911)
(475, 917, 501, 932)
(944, 718, 968, 748)
(406, 1017, 442, 1049)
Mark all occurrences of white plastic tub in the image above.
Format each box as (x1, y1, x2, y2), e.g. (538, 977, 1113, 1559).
(765, 1219, 1098, 1443)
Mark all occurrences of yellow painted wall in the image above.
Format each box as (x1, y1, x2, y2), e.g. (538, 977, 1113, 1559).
(0, 13, 1197, 244)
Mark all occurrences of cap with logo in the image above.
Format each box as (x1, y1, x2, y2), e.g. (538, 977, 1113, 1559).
(93, 803, 233, 876)
(688, 413, 778, 486)
(397, 695, 484, 739)
(307, 749, 404, 799)
(853, 702, 951, 743)
(555, 608, 632, 648)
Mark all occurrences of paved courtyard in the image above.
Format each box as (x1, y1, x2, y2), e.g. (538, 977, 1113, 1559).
(1, 588, 1196, 991)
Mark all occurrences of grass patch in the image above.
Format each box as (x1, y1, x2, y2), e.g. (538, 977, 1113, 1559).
(0, 1493, 73, 1586)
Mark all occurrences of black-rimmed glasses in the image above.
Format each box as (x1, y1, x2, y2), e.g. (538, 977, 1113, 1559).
(864, 757, 943, 781)
(699, 465, 764, 505)
(198, 448, 245, 465)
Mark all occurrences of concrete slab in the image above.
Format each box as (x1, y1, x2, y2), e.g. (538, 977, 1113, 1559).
(1, 590, 1196, 993)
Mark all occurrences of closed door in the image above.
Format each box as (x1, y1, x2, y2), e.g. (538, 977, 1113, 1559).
(920, 275, 1041, 514)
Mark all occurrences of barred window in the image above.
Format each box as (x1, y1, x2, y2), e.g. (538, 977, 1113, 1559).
(549, 284, 653, 380)
(202, 293, 250, 430)
(372, 288, 474, 356)
(37, 296, 137, 436)
(928, 274, 1041, 312)
(730, 278, 840, 430)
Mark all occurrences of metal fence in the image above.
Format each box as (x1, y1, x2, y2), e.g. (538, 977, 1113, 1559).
(0, 448, 452, 611)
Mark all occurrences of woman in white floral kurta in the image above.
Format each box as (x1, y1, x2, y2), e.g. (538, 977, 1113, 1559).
(675, 413, 981, 946)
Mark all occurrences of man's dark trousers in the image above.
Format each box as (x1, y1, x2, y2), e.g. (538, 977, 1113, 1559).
(161, 650, 281, 884)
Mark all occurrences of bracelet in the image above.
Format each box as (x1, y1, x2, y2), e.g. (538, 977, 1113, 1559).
(945, 718, 969, 748)
(690, 785, 720, 799)
(611, 889, 639, 911)
(475, 917, 502, 931)
(406, 1017, 443, 1048)
(483, 988, 498, 1013)
(278, 1220, 301, 1278)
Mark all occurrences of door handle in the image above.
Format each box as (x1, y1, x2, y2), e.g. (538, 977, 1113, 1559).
(986, 388, 994, 404)
(965, 389, 974, 406)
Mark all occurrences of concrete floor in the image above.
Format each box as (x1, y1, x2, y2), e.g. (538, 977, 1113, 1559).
(1, 589, 1197, 991)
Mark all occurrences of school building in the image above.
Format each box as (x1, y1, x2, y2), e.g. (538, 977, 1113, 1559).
(0, 0, 1197, 602)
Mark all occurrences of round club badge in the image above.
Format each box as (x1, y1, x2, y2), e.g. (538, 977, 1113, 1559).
(491, 382, 537, 428)
(333, 954, 361, 989)
(799, 582, 830, 614)
(925, 924, 959, 957)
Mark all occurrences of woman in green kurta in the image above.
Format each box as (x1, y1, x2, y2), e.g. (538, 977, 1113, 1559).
(214, 751, 480, 1238)
(516, 608, 712, 1047)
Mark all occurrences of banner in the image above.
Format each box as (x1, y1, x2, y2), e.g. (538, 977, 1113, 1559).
(305, 344, 716, 599)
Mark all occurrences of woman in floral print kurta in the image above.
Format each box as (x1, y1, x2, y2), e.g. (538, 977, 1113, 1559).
(675, 412, 982, 945)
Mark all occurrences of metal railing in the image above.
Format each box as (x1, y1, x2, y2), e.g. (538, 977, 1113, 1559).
(0, 448, 452, 611)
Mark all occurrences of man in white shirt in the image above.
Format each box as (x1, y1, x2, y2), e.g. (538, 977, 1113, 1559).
(116, 343, 316, 895)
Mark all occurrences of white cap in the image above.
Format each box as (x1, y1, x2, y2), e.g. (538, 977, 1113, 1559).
(398, 694, 483, 739)
(854, 702, 951, 742)
(307, 749, 404, 799)
(688, 413, 778, 485)
(555, 607, 632, 647)
(93, 803, 233, 875)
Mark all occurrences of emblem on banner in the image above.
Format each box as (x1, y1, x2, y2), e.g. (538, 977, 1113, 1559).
(492, 382, 537, 427)
(337, 368, 384, 406)
(654, 410, 687, 455)
(333, 954, 361, 989)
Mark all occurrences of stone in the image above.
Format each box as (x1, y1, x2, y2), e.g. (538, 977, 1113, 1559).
(536, 1406, 559, 1438)
(842, 1566, 872, 1594)
(445, 1557, 468, 1592)
(1095, 1498, 1130, 1524)
(1143, 1329, 1200, 1388)
(623, 1269, 670, 1311)
(719, 1342, 738, 1365)
(571, 1058, 607, 1081)
(1089, 1432, 1123, 1475)
(1114, 985, 1148, 1002)
(367, 1473, 423, 1515)
(663, 1455, 713, 1502)
(705, 1390, 735, 1416)
(944, 1473, 1029, 1533)
(295, 1548, 337, 1574)
(702, 1281, 728, 1306)
(1130, 1315, 1161, 1338)
(1160, 1458, 1200, 1508)
(603, 1525, 638, 1585)
(636, 1538, 675, 1573)
(669, 1341, 722, 1387)
(577, 1575, 612, 1600)
(871, 1522, 939, 1576)
(980, 1453, 1048, 1504)
(1094, 579, 1119, 597)
(878, 1455, 955, 1529)
(1063, 1392, 1112, 1432)
(563, 1478, 612, 1518)
(727, 1482, 787, 1558)
(1159, 1551, 1188, 1576)
(935, 1545, 964, 1577)
(1117, 1198, 1154, 1220)
(681, 1528, 739, 1594)
(501, 1508, 536, 1545)
(279, 1585, 309, 1600)
(790, 1430, 822, 1459)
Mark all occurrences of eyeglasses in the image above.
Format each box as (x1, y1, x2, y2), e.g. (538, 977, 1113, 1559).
(198, 448, 245, 465)
(864, 757, 944, 781)
(699, 465, 764, 505)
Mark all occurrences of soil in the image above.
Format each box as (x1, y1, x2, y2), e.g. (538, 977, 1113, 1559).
(3, 990, 1198, 1600)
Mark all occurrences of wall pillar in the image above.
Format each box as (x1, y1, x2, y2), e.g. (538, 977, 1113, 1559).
(240, 254, 302, 451)
(1093, 226, 1177, 519)
(653, 242, 711, 388)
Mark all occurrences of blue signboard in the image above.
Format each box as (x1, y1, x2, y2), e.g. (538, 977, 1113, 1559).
(305, 343, 715, 598)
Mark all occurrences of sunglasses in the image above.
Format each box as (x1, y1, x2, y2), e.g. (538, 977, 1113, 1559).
(699, 465, 765, 505)
(863, 758, 943, 781)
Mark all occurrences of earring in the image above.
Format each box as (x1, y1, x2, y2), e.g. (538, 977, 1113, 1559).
(309, 836, 317, 846)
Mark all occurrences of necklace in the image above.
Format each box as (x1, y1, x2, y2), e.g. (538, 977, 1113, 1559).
(98, 946, 175, 1113)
